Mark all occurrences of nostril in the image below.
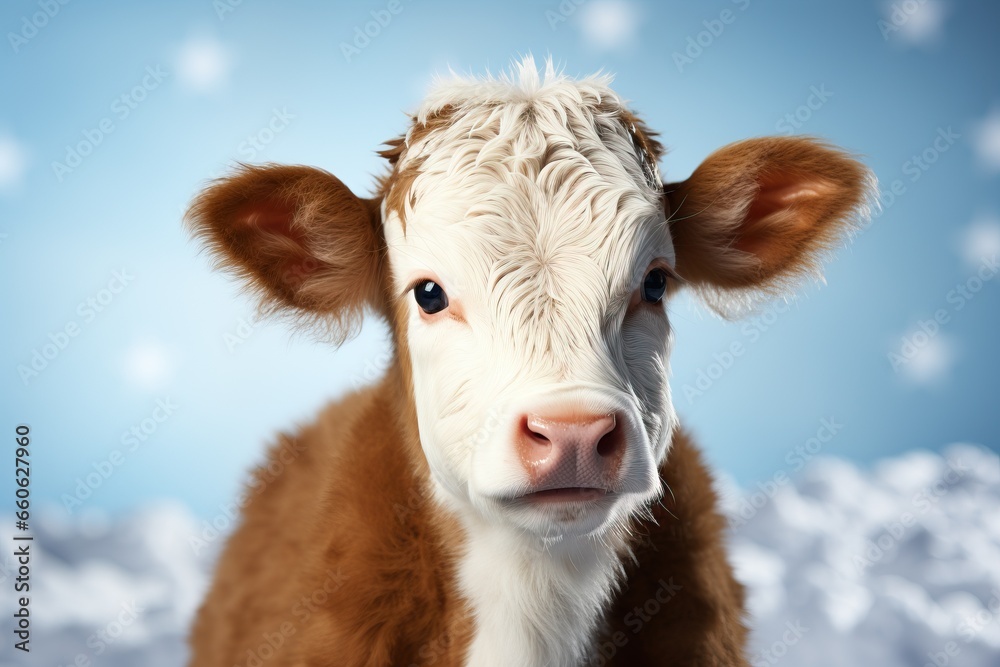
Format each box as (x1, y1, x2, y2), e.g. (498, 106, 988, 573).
(521, 416, 551, 446)
(596, 432, 615, 457)
(596, 418, 622, 458)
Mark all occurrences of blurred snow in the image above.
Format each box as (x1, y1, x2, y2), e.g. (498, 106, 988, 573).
(960, 216, 1000, 268)
(973, 108, 1000, 172)
(727, 443, 1000, 666)
(578, 0, 639, 52)
(1, 502, 211, 667)
(882, 0, 948, 46)
(175, 36, 233, 93)
(122, 338, 176, 392)
(3, 446, 998, 665)
(0, 133, 27, 193)
(897, 333, 956, 386)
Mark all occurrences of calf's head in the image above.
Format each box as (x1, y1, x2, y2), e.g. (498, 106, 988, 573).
(188, 63, 872, 540)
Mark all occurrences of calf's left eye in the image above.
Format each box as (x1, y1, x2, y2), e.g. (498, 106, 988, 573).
(642, 269, 668, 303)
(414, 280, 449, 314)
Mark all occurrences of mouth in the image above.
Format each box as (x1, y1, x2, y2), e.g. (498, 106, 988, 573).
(512, 487, 613, 504)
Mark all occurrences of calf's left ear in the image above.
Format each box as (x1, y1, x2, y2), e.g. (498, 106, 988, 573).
(664, 137, 875, 312)
(185, 164, 385, 343)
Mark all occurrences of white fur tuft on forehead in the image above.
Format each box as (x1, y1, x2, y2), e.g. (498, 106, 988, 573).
(395, 55, 663, 196)
(416, 55, 615, 124)
(382, 56, 665, 250)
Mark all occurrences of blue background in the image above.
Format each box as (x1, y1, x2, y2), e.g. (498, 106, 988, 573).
(1, 0, 997, 519)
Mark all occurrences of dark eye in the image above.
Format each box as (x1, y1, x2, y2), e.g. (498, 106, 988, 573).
(413, 280, 448, 314)
(642, 269, 668, 304)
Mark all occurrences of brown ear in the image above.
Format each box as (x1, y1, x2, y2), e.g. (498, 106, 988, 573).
(665, 137, 875, 311)
(185, 164, 384, 343)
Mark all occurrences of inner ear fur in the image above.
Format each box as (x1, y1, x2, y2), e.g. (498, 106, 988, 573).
(185, 164, 385, 344)
(664, 137, 876, 313)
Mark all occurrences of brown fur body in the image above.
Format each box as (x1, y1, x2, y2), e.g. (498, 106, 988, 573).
(189, 362, 746, 666)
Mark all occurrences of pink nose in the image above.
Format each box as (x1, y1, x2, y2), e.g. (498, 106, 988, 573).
(516, 412, 625, 491)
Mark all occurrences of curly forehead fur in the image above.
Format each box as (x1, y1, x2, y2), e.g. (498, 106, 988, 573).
(381, 57, 664, 221)
(378, 58, 673, 371)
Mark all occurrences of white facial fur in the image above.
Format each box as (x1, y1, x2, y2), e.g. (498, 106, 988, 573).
(384, 58, 678, 540)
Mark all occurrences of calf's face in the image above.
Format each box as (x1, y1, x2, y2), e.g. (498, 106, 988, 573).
(187, 70, 872, 540)
(382, 96, 677, 538)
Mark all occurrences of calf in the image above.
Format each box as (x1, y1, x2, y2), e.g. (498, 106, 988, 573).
(186, 58, 872, 667)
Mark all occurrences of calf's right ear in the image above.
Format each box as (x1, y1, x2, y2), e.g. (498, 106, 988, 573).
(185, 164, 384, 343)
